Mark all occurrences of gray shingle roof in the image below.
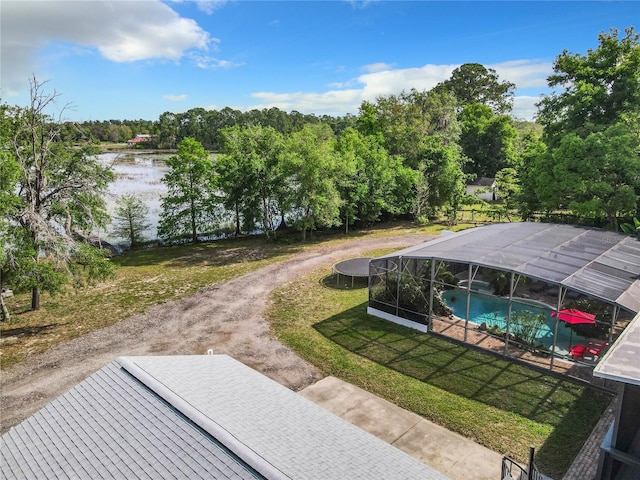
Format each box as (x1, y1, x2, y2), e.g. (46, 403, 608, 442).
(1, 360, 264, 480)
(1, 355, 450, 480)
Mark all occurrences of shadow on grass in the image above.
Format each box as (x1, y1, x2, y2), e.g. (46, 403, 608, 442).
(113, 236, 306, 268)
(112, 220, 421, 268)
(321, 274, 369, 290)
(314, 301, 612, 477)
(0, 324, 58, 338)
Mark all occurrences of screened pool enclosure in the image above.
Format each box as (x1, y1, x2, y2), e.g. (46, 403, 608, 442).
(368, 223, 640, 370)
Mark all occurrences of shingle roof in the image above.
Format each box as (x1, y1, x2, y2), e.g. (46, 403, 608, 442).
(1, 355, 449, 480)
(0, 360, 263, 480)
(378, 222, 640, 313)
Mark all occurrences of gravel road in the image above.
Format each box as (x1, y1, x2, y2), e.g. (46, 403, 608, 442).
(0, 233, 433, 433)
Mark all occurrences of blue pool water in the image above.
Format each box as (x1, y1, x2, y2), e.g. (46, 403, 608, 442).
(441, 289, 583, 352)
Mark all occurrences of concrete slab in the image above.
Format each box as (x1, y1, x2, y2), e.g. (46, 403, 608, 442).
(300, 376, 503, 480)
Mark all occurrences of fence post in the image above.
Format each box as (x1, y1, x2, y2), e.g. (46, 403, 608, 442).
(528, 446, 535, 480)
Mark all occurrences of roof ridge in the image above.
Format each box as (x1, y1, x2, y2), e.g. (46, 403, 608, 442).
(116, 356, 290, 480)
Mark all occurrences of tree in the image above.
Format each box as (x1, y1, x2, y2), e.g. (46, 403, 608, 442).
(112, 194, 151, 248)
(436, 63, 515, 114)
(537, 27, 640, 145)
(336, 128, 410, 229)
(513, 132, 546, 219)
(158, 137, 217, 242)
(459, 103, 519, 177)
(0, 121, 21, 321)
(356, 89, 460, 169)
(534, 28, 640, 226)
(3, 77, 115, 311)
(283, 124, 343, 240)
(217, 126, 287, 238)
(413, 136, 467, 222)
(493, 167, 520, 221)
(536, 123, 640, 229)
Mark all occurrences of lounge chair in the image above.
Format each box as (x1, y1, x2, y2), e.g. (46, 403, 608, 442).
(586, 341, 608, 358)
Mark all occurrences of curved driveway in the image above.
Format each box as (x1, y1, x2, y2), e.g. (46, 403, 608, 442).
(1, 233, 433, 433)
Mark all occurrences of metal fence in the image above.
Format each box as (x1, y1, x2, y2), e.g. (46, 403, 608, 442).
(501, 447, 547, 480)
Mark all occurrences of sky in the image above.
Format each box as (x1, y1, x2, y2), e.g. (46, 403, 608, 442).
(1, 0, 638, 122)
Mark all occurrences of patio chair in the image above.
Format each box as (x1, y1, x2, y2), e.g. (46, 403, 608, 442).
(569, 344, 587, 359)
(586, 341, 608, 359)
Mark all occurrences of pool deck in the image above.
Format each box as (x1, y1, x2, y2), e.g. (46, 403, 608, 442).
(431, 315, 601, 382)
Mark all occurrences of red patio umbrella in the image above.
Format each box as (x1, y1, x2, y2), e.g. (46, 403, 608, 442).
(551, 308, 596, 347)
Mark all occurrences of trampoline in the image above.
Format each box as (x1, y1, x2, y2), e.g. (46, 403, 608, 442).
(332, 257, 372, 288)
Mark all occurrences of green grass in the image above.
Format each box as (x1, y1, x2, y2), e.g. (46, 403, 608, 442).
(267, 266, 612, 479)
(3, 218, 601, 477)
(0, 221, 435, 369)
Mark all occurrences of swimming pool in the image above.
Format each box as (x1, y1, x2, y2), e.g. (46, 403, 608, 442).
(441, 289, 583, 353)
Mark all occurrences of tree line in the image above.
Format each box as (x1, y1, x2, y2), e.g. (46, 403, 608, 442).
(1, 27, 638, 318)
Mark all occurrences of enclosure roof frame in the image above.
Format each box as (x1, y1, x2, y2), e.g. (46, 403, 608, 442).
(377, 222, 640, 314)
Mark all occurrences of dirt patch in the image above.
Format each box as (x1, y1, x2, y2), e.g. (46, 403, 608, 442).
(0, 233, 434, 433)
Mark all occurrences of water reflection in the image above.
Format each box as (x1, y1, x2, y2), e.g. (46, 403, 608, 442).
(97, 151, 170, 244)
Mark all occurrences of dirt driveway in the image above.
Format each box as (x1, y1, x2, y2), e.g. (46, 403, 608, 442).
(1, 233, 433, 433)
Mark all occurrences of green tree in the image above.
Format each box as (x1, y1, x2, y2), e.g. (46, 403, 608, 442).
(283, 124, 343, 240)
(459, 103, 519, 177)
(537, 27, 640, 145)
(494, 167, 520, 221)
(533, 28, 640, 227)
(436, 63, 515, 114)
(336, 128, 408, 229)
(112, 194, 151, 248)
(537, 124, 640, 229)
(513, 132, 546, 219)
(356, 89, 460, 169)
(159, 137, 217, 242)
(3, 77, 115, 311)
(413, 136, 467, 222)
(0, 124, 21, 321)
(217, 125, 287, 238)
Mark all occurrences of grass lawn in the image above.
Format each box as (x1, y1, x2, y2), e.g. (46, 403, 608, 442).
(1, 220, 455, 370)
(267, 260, 612, 479)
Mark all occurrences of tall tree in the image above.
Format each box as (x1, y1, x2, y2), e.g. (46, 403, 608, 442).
(436, 63, 515, 114)
(413, 136, 467, 222)
(536, 123, 640, 229)
(283, 124, 343, 240)
(459, 103, 519, 177)
(112, 194, 151, 248)
(217, 125, 287, 237)
(158, 137, 217, 242)
(534, 28, 640, 226)
(0, 116, 21, 321)
(336, 128, 409, 229)
(537, 27, 640, 145)
(3, 77, 115, 310)
(357, 88, 460, 169)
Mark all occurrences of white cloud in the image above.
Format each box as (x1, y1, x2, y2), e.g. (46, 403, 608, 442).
(489, 60, 552, 89)
(358, 63, 457, 99)
(250, 89, 365, 115)
(1, 0, 211, 96)
(361, 62, 395, 73)
(512, 95, 544, 121)
(246, 60, 552, 120)
(169, 0, 228, 14)
(163, 94, 188, 101)
(190, 53, 242, 70)
(194, 0, 228, 14)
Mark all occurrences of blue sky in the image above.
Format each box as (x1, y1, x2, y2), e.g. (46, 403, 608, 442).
(2, 1, 638, 122)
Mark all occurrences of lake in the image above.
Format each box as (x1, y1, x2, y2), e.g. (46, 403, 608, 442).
(97, 151, 170, 244)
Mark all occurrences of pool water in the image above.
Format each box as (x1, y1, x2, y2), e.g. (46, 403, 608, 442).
(441, 289, 584, 353)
